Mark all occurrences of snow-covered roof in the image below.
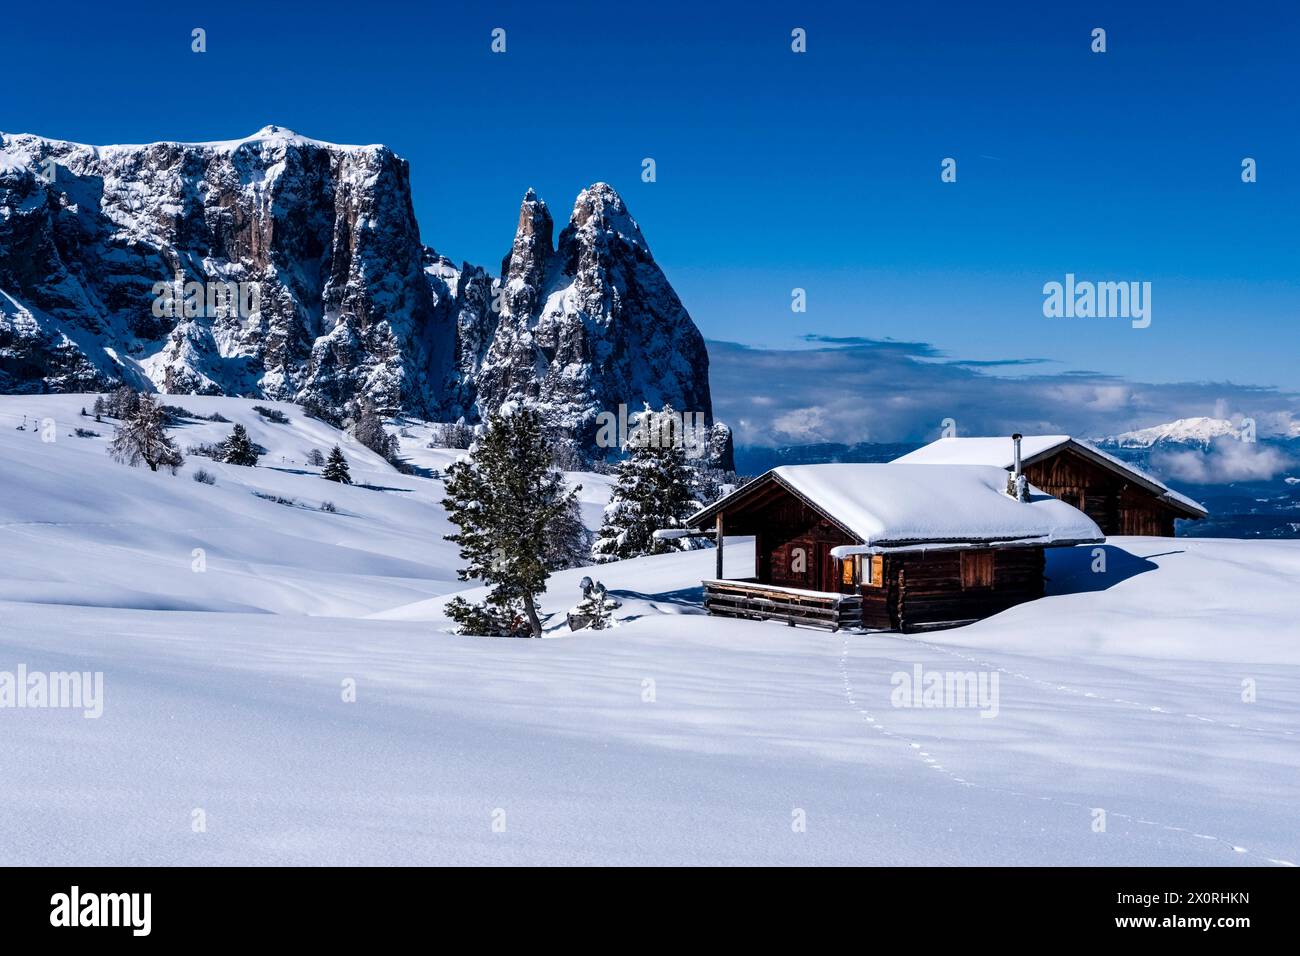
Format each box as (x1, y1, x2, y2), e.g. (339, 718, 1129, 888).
(893, 435, 1071, 468)
(690, 464, 1103, 549)
(892, 436, 1208, 518)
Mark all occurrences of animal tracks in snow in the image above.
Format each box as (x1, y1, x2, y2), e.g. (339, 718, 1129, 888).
(890, 633, 1297, 740)
(836, 635, 1296, 867)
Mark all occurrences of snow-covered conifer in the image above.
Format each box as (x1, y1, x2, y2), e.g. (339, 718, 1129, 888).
(544, 493, 594, 571)
(592, 404, 704, 562)
(107, 394, 183, 473)
(220, 424, 260, 466)
(353, 404, 400, 462)
(441, 405, 579, 637)
(322, 445, 352, 484)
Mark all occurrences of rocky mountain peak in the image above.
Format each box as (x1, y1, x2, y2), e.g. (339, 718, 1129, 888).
(0, 129, 729, 465)
(562, 182, 648, 256)
(473, 181, 726, 465)
(501, 188, 554, 293)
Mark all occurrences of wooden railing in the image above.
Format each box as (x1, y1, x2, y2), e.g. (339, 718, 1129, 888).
(703, 579, 861, 632)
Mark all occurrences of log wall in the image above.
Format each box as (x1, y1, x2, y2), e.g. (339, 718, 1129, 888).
(865, 547, 1046, 632)
(1024, 449, 1178, 536)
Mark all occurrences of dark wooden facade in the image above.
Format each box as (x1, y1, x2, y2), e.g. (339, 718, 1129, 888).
(1022, 445, 1192, 536)
(854, 547, 1046, 631)
(700, 477, 1052, 632)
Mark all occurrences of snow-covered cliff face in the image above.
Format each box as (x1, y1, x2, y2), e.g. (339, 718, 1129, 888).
(0, 127, 727, 463)
(474, 184, 717, 454)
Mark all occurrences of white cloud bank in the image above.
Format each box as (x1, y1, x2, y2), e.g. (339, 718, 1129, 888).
(1153, 438, 1297, 484)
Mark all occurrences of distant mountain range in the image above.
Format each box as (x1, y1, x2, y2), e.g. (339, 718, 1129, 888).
(735, 417, 1300, 538)
(1094, 418, 1300, 539)
(1097, 416, 1246, 449)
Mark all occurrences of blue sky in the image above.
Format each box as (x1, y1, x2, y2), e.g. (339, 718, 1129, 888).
(3, 0, 1297, 407)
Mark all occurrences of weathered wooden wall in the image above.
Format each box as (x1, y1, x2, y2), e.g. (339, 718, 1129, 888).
(861, 547, 1046, 631)
(761, 495, 855, 593)
(1025, 449, 1177, 536)
(721, 484, 855, 593)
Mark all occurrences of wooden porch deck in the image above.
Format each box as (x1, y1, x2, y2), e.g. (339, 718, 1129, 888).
(703, 578, 862, 632)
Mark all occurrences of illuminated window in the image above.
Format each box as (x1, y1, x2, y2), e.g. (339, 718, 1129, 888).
(859, 555, 884, 587)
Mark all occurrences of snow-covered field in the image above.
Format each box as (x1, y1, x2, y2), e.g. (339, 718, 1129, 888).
(0, 394, 1296, 866)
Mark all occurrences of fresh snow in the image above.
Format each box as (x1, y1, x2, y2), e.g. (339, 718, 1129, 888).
(893, 435, 1072, 467)
(746, 463, 1104, 547)
(1102, 417, 1243, 448)
(0, 394, 1297, 866)
(893, 435, 1208, 517)
(1, 126, 380, 158)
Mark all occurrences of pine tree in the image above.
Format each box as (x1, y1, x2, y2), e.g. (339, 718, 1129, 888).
(107, 394, 183, 473)
(441, 405, 580, 637)
(544, 493, 594, 571)
(353, 404, 400, 462)
(220, 423, 260, 466)
(322, 445, 352, 483)
(592, 404, 703, 562)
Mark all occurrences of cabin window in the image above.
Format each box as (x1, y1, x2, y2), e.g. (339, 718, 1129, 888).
(859, 555, 884, 587)
(841, 557, 854, 586)
(960, 551, 995, 589)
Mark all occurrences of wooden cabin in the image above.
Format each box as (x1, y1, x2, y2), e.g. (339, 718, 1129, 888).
(892, 436, 1207, 535)
(685, 463, 1104, 633)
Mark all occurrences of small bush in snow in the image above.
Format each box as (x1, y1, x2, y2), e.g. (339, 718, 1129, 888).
(73, 428, 100, 438)
(193, 468, 216, 485)
(95, 385, 140, 420)
(160, 404, 197, 424)
(428, 422, 474, 449)
(252, 405, 290, 424)
(186, 441, 224, 460)
(567, 578, 621, 631)
(301, 399, 344, 428)
(253, 491, 296, 506)
(319, 500, 337, 513)
(306, 448, 326, 467)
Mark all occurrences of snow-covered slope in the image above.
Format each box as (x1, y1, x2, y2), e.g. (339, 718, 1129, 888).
(1, 394, 1297, 865)
(0, 394, 467, 616)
